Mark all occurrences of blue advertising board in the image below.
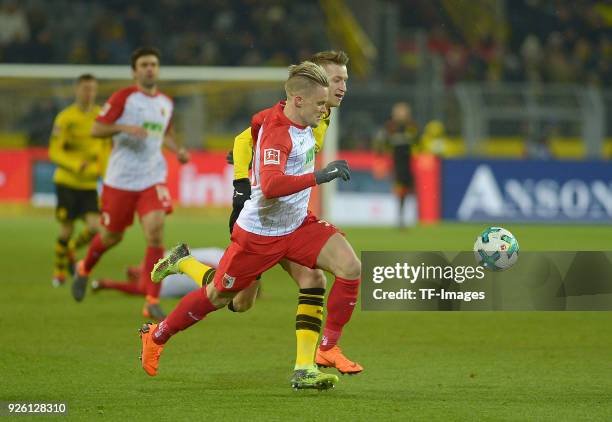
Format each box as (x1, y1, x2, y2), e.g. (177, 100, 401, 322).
(442, 159, 612, 223)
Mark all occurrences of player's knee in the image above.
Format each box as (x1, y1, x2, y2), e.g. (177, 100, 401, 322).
(101, 230, 122, 247)
(341, 256, 361, 280)
(206, 284, 234, 308)
(298, 269, 327, 289)
(144, 225, 164, 247)
(229, 297, 254, 312)
(86, 221, 99, 234)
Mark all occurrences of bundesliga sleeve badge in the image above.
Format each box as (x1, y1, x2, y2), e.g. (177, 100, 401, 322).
(264, 149, 280, 165)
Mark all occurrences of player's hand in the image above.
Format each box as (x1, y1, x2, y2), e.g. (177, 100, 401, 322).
(122, 125, 148, 140)
(226, 150, 234, 165)
(177, 148, 190, 164)
(314, 160, 351, 184)
(229, 178, 251, 233)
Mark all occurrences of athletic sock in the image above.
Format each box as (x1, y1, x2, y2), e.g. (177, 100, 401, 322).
(98, 279, 144, 295)
(53, 237, 70, 279)
(178, 256, 213, 287)
(142, 246, 165, 299)
(152, 287, 218, 344)
(320, 277, 359, 351)
(69, 227, 95, 250)
(82, 233, 108, 273)
(295, 288, 325, 370)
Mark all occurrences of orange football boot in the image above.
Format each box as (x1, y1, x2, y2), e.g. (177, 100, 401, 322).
(316, 345, 363, 375)
(139, 323, 164, 376)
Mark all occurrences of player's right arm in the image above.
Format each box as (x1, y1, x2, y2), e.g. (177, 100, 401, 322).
(92, 89, 147, 139)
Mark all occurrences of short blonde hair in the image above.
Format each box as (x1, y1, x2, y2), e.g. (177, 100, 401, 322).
(308, 50, 349, 67)
(285, 61, 329, 97)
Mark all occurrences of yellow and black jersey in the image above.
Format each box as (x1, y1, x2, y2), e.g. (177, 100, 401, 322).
(48, 104, 110, 190)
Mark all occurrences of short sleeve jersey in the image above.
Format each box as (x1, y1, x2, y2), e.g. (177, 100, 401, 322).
(96, 86, 173, 191)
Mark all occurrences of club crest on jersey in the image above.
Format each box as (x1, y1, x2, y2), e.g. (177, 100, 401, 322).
(263, 149, 280, 165)
(222, 273, 235, 289)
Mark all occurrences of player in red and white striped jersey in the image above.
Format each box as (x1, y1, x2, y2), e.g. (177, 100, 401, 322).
(141, 62, 361, 389)
(228, 52, 362, 375)
(71, 47, 189, 321)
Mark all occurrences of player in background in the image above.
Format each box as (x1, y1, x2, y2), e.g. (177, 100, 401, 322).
(140, 62, 360, 390)
(71, 47, 189, 321)
(222, 51, 362, 374)
(374, 102, 419, 228)
(90, 247, 224, 298)
(48, 74, 110, 287)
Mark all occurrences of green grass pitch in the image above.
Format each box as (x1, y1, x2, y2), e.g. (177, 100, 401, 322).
(1, 209, 611, 420)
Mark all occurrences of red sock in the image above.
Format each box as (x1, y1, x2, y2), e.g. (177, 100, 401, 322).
(320, 276, 360, 351)
(83, 234, 108, 273)
(152, 287, 218, 344)
(99, 279, 144, 296)
(140, 246, 164, 300)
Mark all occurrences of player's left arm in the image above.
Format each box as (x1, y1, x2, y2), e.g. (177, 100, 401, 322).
(162, 119, 189, 164)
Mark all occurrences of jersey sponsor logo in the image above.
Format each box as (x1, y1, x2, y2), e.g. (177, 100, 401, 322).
(263, 149, 280, 165)
(304, 147, 315, 167)
(143, 121, 164, 133)
(222, 273, 235, 289)
(99, 103, 111, 116)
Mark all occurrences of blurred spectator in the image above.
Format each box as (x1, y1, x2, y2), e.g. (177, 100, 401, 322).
(525, 123, 553, 160)
(0, 1, 29, 46)
(20, 98, 58, 146)
(420, 120, 448, 156)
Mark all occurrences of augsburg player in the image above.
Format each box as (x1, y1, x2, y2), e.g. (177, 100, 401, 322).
(190, 51, 362, 375)
(48, 74, 110, 287)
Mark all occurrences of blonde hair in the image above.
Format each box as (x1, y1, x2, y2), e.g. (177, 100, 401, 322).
(308, 50, 349, 67)
(285, 61, 329, 97)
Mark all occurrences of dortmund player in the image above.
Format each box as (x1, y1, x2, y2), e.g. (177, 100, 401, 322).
(48, 74, 109, 287)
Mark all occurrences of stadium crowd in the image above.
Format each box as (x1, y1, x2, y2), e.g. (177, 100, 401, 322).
(397, 0, 611, 86)
(1, 1, 610, 86)
(0, 0, 327, 66)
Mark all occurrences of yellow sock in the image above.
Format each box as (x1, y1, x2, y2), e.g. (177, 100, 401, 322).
(178, 256, 213, 287)
(53, 237, 70, 278)
(294, 288, 325, 370)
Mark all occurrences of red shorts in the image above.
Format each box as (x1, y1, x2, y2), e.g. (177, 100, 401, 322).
(213, 212, 340, 292)
(100, 184, 173, 233)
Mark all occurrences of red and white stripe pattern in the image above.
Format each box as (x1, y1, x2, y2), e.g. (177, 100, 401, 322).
(97, 86, 173, 191)
(237, 106, 316, 236)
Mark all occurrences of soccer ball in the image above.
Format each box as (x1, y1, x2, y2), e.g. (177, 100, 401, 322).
(473, 227, 519, 271)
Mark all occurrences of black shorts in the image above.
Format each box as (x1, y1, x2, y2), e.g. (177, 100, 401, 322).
(55, 184, 99, 222)
(393, 145, 413, 188)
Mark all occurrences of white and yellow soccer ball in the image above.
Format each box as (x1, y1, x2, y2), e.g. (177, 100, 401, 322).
(473, 227, 519, 271)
